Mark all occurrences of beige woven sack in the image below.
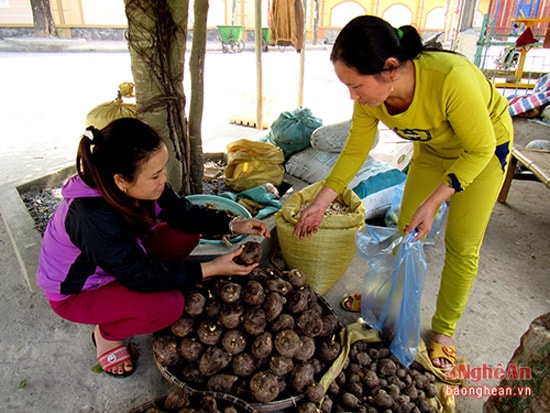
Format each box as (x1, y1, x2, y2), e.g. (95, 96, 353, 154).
(224, 139, 285, 191)
(85, 82, 136, 129)
(275, 181, 365, 295)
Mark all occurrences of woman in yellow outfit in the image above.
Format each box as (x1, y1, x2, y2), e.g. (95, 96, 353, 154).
(294, 15, 513, 369)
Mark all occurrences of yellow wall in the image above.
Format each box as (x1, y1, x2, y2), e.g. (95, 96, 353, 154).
(0, 0, 490, 34)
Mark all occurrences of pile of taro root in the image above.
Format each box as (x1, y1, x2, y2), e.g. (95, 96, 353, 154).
(316, 340, 439, 413)
(153, 242, 440, 412)
(153, 242, 343, 406)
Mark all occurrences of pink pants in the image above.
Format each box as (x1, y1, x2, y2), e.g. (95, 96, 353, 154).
(50, 223, 200, 341)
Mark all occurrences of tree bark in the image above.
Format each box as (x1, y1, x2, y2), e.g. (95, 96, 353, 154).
(188, 0, 209, 194)
(124, 0, 191, 194)
(30, 0, 56, 37)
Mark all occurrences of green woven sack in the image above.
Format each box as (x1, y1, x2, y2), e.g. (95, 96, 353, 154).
(274, 181, 365, 295)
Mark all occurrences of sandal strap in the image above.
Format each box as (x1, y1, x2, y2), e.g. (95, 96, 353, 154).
(98, 345, 131, 371)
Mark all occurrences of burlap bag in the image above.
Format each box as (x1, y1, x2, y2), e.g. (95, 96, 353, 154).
(85, 82, 136, 129)
(274, 181, 365, 295)
(224, 139, 285, 191)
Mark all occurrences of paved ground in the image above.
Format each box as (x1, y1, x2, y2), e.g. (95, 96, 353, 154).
(0, 40, 548, 412)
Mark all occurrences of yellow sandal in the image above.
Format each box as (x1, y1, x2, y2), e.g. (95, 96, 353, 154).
(340, 293, 362, 312)
(429, 341, 457, 368)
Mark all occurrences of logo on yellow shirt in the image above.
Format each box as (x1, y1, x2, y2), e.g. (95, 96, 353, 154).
(394, 128, 432, 141)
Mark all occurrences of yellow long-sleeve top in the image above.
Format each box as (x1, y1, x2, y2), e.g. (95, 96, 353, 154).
(325, 51, 513, 194)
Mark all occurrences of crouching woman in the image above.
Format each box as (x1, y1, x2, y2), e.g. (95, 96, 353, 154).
(36, 118, 270, 377)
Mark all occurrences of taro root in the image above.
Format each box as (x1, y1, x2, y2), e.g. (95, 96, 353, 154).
(269, 355, 294, 376)
(207, 373, 238, 393)
(232, 352, 257, 377)
(295, 336, 316, 361)
(184, 292, 206, 316)
(221, 329, 247, 355)
(233, 241, 263, 265)
(200, 394, 217, 413)
(219, 304, 244, 329)
(271, 313, 295, 332)
(249, 371, 280, 403)
(263, 292, 285, 322)
(199, 347, 232, 376)
(249, 267, 270, 282)
(242, 306, 267, 335)
(321, 396, 334, 413)
(251, 332, 273, 359)
(242, 280, 265, 306)
(342, 392, 364, 410)
(197, 320, 223, 345)
(319, 314, 341, 337)
(153, 334, 180, 366)
(378, 358, 398, 377)
(287, 268, 307, 288)
(204, 297, 222, 319)
(181, 365, 204, 386)
(290, 361, 315, 392)
(286, 288, 310, 314)
(305, 381, 325, 403)
(274, 329, 301, 358)
(219, 282, 242, 304)
(170, 315, 195, 337)
(363, 369, 380, 388)
(296, 309, 323, 337)
(164, 387, 191, 410)
(264, 276, 293, 296)
(178, 337, 204, 362)
(318, 335, 342, 361)
(424, 382, 438, 398)
(298, 402, 319, 413)
(372, 389, 394, 409)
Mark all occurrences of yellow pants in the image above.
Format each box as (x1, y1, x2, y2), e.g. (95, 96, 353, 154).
(398, 143, 512, 337)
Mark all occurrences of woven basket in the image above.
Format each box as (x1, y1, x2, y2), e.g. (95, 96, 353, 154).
(128, 388, 259, 413)
(154, 294, 343, 412)
(275, 181, 365, 295)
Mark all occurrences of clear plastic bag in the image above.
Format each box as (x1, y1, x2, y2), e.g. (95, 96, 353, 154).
(357, 227, 427, 367)
(358, 200, 448, 366)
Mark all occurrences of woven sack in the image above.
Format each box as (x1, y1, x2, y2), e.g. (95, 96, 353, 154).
(224, 139, 285, 191)
(275, 181, 365, 295)
(85, 82, 136, 129)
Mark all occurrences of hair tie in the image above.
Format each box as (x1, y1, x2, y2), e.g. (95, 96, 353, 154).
(395, 28, 403, 40)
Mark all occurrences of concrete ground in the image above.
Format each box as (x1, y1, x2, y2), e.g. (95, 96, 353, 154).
(0, 40, 548, 412)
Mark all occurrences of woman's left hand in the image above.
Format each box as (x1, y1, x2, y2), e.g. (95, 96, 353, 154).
(405, 202, 437, 241)
(231, 218, 271, 238)
(405, 183, 454, 241)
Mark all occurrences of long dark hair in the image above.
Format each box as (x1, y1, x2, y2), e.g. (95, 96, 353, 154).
(76, 117, 162, 233)
(330, 15, 424, 75)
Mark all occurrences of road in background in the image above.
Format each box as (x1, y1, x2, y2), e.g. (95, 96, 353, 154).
(0, 45, 352, 187)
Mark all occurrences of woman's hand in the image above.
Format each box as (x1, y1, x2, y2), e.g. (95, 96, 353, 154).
(230, 218, 271, 238)
(293, 186, 339, 239)
(201, 248, 258, 279)
(405, 202, 437, 241)
(405, 183, 454, 241)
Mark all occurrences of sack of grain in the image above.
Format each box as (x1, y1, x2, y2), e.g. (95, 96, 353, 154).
(275, 181, 365, 295)
(86, 82, 136, 129)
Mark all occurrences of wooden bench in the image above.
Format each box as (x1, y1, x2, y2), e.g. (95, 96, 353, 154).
(498, 147, 550, 203)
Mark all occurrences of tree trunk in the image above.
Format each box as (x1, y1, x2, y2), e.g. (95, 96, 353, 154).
(124, 0, 191, 194)
(188, 0, 209, 194)
(30, 0, 56, 37)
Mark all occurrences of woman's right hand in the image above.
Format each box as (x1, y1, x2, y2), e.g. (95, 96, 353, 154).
(293, 186, 339, 239)
(200, 248, 258, 279)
